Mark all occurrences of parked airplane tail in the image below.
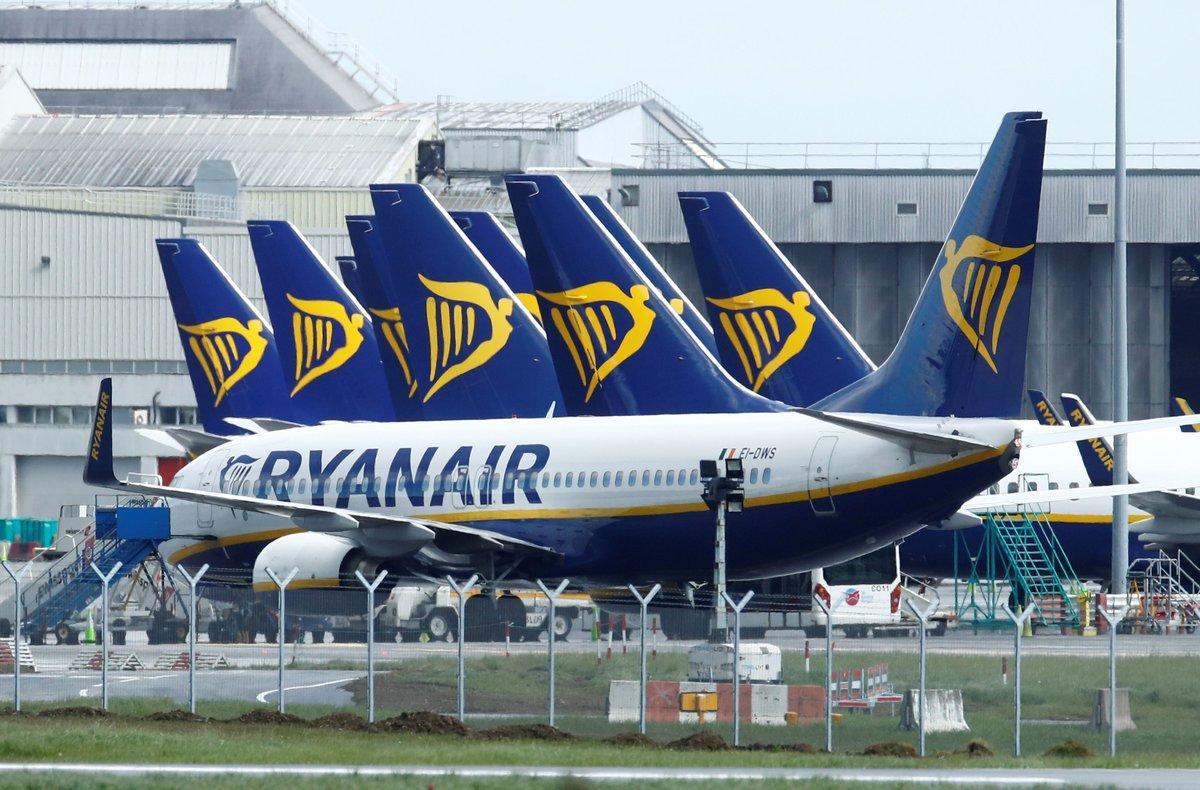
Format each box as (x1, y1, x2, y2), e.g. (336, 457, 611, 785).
(1027, 388, 1065, 426)
(678, 190, 875, 406)
(1060, 392, 1123, 486)
(814, 112, 1047, 418)
(578, 194, 718, 357)
(449, 211, 542, 323)
(368, 184, 562, 419)
(155, 238, 297, 434)
(246, 220, 395, 421)
(336, 256, 364, 305)
(1171, 396, 1200, 433)
(505, 173, 780, 416)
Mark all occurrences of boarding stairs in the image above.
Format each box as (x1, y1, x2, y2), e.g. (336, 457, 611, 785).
(1126, 550, 1200, 632)
(0, 501, 168, 640)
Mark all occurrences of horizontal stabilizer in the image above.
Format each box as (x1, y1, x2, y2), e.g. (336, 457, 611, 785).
(792, 408, 999, 455)
(1020, 414, 1200, 447)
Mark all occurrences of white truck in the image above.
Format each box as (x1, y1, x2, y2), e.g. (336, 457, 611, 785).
(379, 585, 591, 643)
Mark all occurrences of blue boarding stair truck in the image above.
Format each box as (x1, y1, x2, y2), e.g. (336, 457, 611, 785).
(0, 487, 173, 646)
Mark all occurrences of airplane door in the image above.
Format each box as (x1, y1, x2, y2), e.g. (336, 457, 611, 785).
(808, 436, 837, 515)
(197, 451, 225, 529)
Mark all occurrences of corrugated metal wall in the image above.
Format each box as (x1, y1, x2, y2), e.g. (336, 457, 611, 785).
(614, 170, 1200, 245)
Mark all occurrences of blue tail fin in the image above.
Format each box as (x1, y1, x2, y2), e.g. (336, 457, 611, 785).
(814, 112, 1047, 417)
(578, 194, 718, 357)
(156, 239, 298, 434)
(505, 173, 778, 416)
(678, 191, 875, 406)
(1027, 388, 1065, 426)
(246, 220, 395, 422)
(1171, 396, 1200, 433)
(367, 184, 562, 419)
(336, 256, 365, 305)
(1059, 392, 1122, 486)
(449, 211, 542, 324)
(345, 215, 424, 420)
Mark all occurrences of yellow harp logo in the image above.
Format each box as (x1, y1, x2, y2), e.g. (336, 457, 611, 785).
(421, 274, 515, 402)
(178, 317, 269, 407)
(515, 292, 543, 325)
(538, 281, 656, 402)
(367, 307, 419, 398)
(706, 288, 816, 393)
(287, 295, 366, 396)
(938, 235, 1034, 374)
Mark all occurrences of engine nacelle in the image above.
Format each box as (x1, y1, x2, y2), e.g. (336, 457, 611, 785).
(252, 532, 389, 614)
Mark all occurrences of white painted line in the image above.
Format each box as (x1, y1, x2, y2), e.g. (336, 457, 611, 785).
(254, 677, 356, 703)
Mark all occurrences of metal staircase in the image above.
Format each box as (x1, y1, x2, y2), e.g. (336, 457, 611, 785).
(1127, 550, 1200, 632)
(953, 505, 1084, 628)
(0, 503, 167, 641)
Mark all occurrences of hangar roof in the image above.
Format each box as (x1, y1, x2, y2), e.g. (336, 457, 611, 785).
(0, 113, 434, 188)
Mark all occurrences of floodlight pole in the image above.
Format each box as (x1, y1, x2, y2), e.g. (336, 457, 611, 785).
(177, 563, 209, 715)
(714, 500, 727, 638)
(536, 578, 570, 727)
(1111, 0, 1130, 596)
(91, 561, 121, 712)
(355, 569, 388, 724)
(265, 566, 298, 714)
(721, 590, 754, 747)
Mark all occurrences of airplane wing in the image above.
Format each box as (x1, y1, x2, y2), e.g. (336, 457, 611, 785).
(86, 379, 559, 560)
(964, 480, 1200, 511)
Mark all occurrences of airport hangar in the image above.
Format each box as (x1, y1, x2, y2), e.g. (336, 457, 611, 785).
(0, 1, 1197, 531)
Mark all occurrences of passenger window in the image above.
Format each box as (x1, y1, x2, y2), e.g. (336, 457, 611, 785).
(1049, 482, 1059, 490)
(1007, 482, 1018, 493)
(615, 471, 624, 487)
(505, 472, 515, 489)
(553, 472, 562, 488)
(1069, 482, 1080, 489)
(587, 471, 596, 487)
(642, 470, 650, 486)
(577, 473, 586, 488)
(666, 470, 675, 485)
(565, 472, 574, 487)
(1189, 487, 1196, 495)
(689, 469, 699, 486)
(762, 468, 771, 484)
(541, 472, 550, 488)
(678, 469, 687, 485)
(298, 478, 307, 495)
(1028, 481, 1038, 491)
(749, 468, 759, 484)
(602, 471, 611, 487)
(628, 469, 636, 486)
(654, 470, 663, 486)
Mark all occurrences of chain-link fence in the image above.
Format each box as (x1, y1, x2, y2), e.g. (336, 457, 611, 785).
(0, 561, 1197, 757)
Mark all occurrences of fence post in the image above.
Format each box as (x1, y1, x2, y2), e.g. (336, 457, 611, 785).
(627, 584, 661, 734)
(177, 563, 209, 715)
(536, 578, 570, 728)
(812, 594, 834, 752)
(721, 590, 755, 747)
(1, 561, 30, 712)
(904, 598, 938, 757)
(90, 561, 122, 712)
(1097, 603, 1130, 756)
(355, 569, 388, 724)
(446, 574, 479, 722)
(1000, 601, 1036, 756)
(264, 567, 298, 714)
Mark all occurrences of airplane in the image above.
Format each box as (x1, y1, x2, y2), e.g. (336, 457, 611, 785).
(154, 238, 302, 445)
(246, 220, 396, 422)
(366, 185, 562, 419)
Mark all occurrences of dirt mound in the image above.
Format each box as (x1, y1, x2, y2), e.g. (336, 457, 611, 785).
(143, 710, 209, 723)
(1043, 739, 1094, 758)
(863, 741, 918, 758)
(235, 709, 306, 726)
(475, 723, 577, 742)
(310, 713, 369, 731)
(38, 706, 109, 718)
(743, 742, 817, 753)
(667, 731, 729, 751)
(374, 710, 470, 737)
(602, 732, 660, 748)
(964, 740, 995, 758)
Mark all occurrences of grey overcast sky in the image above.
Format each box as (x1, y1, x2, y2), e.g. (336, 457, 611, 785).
(301, 0, 1197, 144)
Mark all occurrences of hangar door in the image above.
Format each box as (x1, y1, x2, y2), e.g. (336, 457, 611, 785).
(15, 456, 140, 520)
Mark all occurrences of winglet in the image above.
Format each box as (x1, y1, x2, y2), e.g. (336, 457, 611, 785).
(1171, 396, 1200, 433)
(84, 377, 118, 486)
